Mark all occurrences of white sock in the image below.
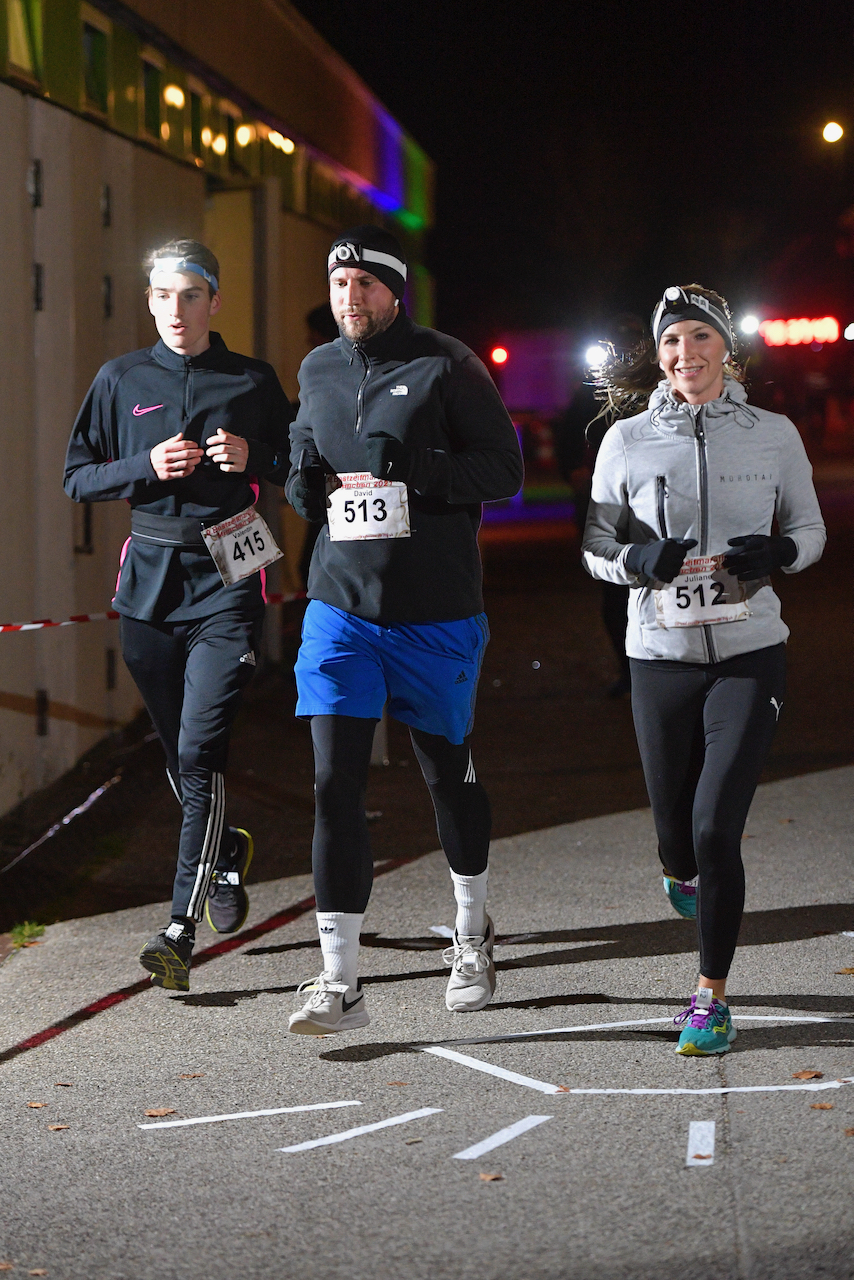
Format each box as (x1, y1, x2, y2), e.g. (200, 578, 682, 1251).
(450, 868, 488, 938)
(315, 912, 362, 990)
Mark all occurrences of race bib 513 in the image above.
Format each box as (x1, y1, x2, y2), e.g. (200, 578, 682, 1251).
(327, 471, 411, 541)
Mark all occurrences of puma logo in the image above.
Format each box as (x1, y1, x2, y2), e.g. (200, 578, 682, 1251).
(770, 697, 783, 721)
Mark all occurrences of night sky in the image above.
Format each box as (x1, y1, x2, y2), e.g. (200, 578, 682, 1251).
(292, 0, 854, 351)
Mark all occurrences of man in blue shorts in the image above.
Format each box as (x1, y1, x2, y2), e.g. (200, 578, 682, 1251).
(285, 225, 523, 1033)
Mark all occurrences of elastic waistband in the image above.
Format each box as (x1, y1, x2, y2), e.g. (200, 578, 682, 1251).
(130, 511, 215, 548)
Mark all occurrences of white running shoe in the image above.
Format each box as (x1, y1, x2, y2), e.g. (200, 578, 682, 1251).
(443, 916, 496, 1012)
(287, 972, 370, 1036)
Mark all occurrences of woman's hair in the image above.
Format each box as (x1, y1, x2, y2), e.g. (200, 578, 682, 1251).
(144, 239, 220, 297)
(592, 284, 745, 422)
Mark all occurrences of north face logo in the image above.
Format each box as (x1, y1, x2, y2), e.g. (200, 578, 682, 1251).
(454, 671, 468, 684)
(390, 385, 408, 396)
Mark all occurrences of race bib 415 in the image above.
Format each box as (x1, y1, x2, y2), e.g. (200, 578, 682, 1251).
(201, 506, 283, 586)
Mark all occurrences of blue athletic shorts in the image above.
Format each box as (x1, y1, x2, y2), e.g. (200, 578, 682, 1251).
(295, 600, 489, 745)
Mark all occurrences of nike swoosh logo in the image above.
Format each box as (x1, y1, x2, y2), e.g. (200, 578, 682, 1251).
(341, 992, 362, 1013)
(132, 403, 164, 416)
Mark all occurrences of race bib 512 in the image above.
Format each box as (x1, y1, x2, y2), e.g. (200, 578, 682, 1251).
(654, 554, 750, 629)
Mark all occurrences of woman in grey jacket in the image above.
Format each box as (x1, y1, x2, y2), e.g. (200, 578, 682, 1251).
(582, 284, 825, 1055)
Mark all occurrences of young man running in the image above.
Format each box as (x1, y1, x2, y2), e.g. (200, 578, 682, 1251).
(64, 239, 294, 991)
(285, 225, 523, 1034)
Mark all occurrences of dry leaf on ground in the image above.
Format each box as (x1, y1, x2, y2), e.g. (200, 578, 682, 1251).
(479, 1172, 504, 1182)
(835, 968, 854, 975)
(692, 1153, 712, 1160)
(54, 1082, 72, 1087)
(47, 1125, 69, 1131)
(405, 1138, 422, 1145)
(792, 1070, 823, 1080)
(29, 1271, 48, 1276)
(0, 1264, 14, 1271)
(386, 1082, 409, 1086)
(845, 1128, 854, 1137)
(144, 1108, 176, 1118)
(811, 1103, 834, 1110)
(27, 1102, 46, 1109)
(555, 1086, 571, 1093)
(179, 1073, 204, 1079)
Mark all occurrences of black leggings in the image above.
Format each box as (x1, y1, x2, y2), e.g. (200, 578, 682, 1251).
(630, 643, 786, 979)
(310, 715, 491, 912)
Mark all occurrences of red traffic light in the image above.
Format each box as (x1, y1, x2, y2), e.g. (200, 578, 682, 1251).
(490, 346, 509, 365)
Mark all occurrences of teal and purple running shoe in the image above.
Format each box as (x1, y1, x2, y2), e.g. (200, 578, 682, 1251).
(663, 874, 697, 920)
(674, 987, 736, 1056)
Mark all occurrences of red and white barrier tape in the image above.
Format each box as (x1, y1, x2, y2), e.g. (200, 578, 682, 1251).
(0, 591, 305, 633)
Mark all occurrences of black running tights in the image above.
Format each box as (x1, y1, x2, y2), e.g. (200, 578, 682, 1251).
(630, 643, 786, 979)
(310, 715, 491, 912)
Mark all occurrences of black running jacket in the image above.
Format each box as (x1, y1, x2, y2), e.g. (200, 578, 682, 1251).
(286, 308, 523, 623)
(64, 333, 294, 622)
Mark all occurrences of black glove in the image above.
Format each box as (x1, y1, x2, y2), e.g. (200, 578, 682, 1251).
(288, 449, 327, 522)
(364, 432, 411, 482)
(625, 538, 698, 583)
(723, 535, 797, 581)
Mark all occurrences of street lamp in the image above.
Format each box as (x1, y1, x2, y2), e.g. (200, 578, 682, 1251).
(823, 121, 844, 143)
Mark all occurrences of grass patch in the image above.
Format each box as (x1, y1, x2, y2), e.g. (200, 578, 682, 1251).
(11, 921, 45, 949)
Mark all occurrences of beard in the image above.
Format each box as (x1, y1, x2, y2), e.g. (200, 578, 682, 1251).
(337, 304, 397, 343)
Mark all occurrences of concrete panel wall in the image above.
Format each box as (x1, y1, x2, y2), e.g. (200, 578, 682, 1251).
(0, 81, 37, 809)
(0, 83, 206, 817)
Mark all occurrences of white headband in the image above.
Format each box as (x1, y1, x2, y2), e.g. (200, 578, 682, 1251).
(149, 257, 219, 292)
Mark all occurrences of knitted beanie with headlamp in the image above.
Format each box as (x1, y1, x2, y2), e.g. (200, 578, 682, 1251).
(327, 225, 407, 301)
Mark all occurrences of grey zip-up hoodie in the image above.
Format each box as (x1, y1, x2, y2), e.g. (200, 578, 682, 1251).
(582, 377, 826, 663)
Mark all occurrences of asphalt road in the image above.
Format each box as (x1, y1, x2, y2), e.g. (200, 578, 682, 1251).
(0, 766, 852, 1280)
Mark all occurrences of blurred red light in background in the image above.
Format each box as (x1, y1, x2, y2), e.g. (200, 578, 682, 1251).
(491, 346, 509, 364)
(758, 317, 840, 346)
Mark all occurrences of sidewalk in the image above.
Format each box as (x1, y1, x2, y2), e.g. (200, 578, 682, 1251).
(1, 767, 851, 1280)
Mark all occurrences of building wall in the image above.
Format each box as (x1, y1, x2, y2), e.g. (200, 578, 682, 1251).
(0, 0, 435, 820)
(0, 80, 204, 815)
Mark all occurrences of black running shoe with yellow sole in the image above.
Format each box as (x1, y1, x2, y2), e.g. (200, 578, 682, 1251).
(205, 828, 254, 933)
(139, 924, 194, 992)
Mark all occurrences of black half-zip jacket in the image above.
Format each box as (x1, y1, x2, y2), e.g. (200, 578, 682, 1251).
(286, 307, 523, 623)
(64, 333, 294, 622)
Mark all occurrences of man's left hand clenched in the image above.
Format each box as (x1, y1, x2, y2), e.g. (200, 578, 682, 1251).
(364, 433, 411, 481)
(205, 428, 249, 473)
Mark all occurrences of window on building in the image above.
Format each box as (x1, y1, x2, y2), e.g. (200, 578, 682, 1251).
(83, 23, 108, 112)
(143, 61, 161, 137)
(190, 92, 202, 157)
(7, 0, 41, 78)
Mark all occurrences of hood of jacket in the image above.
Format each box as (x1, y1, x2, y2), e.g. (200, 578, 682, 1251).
(646, 375, 759, 437)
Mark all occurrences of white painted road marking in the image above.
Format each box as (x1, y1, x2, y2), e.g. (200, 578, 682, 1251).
(277, 1107, 442, 1153)
(422, 1045, 562, 1094)
(569, 1079, 854, 1097)
(429, 925, 454, 939)
(453, 1114, 553, 1161)
(438, 1013, 840, 1049)
(686, 1120, 715, 1167)
(138, 1100, 362, 1130)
